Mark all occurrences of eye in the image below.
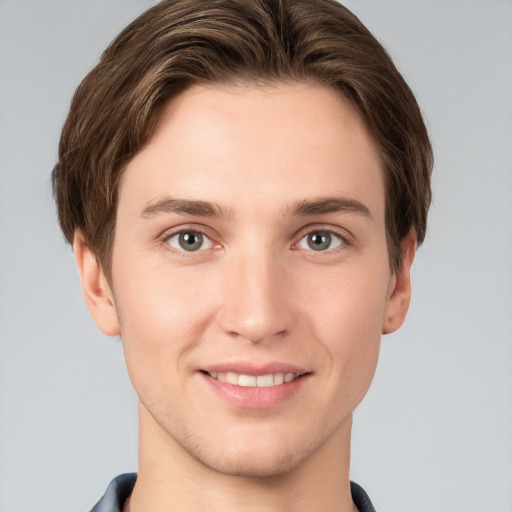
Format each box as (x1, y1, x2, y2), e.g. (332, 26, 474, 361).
(165, 230, 215, 252)
(296, 231, 344, 252)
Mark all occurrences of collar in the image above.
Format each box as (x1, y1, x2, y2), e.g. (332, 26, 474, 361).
(89, 473, 377, 512)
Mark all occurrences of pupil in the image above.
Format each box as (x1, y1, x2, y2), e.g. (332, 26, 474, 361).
(308, 232, 331, 251)
(180, 232, 202, 251)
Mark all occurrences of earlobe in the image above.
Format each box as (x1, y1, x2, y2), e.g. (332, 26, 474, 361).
(73, 232, 121, 337)
(382, 232, 416, 335)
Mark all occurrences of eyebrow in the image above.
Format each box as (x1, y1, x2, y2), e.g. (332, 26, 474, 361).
(140, 196, 372, 220)
(290, 197, 372, 219)
(140, 198, 230, 219)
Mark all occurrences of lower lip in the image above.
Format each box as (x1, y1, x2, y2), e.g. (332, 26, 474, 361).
(200, 372, 310, 409)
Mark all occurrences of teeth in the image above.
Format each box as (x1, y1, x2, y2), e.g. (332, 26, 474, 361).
(273, 373, 284, 385)
(239, 374, 257, 387)
(256, 374, 273, 387)
(210, 371, 300, 387)
(226, 372, 238, 385)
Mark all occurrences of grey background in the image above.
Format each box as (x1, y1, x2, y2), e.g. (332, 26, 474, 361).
(0, 1, 511, 511)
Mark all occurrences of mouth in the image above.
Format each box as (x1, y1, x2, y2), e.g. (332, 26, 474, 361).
(202, 370, 307, 388)
(199, 363, 312, 408)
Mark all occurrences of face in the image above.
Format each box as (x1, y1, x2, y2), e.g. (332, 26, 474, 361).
(77, 83, 413, 478)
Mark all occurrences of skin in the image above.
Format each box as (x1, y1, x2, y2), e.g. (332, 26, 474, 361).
(74, 83, 415, 512)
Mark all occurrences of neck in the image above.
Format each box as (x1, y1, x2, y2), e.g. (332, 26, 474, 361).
(128, 403, 358, 512)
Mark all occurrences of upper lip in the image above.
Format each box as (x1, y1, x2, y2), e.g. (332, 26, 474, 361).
(200, 361, 309, 376)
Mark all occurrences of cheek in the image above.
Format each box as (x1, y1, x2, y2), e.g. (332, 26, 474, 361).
(113, 260, 219, 386)
(298, 263, 388, 385)
(116, 254, 216, 327)
(300, 260, 389, 333)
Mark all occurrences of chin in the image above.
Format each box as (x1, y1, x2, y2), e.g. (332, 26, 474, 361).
(197, 447, 312, 478)
(181, 430, 317, 478)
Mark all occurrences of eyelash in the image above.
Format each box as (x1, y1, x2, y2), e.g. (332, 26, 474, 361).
(161, 226, 219, 255)
(160, 224, 352, 255)
(293, 224, 352, 253)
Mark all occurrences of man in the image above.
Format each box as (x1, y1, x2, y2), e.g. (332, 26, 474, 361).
(52, 0, 432, 510)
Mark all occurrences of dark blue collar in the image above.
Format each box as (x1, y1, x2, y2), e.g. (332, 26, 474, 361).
(90, 473, 377, 511)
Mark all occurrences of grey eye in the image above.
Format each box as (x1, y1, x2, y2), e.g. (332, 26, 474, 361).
(166, 231, 214, 252)
(179, 232, 203, 251)
(308, 232, 331, 251)
(297, 231, 343, 252)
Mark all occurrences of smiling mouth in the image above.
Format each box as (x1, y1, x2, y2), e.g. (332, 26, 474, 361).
(203, 371, 308, 388)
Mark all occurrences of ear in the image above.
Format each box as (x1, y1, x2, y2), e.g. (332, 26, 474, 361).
(382, 232, 416, 335)
(73, 232, 121, 337)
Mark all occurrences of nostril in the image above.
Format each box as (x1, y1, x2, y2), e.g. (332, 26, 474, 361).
(228, 328, 289, 345)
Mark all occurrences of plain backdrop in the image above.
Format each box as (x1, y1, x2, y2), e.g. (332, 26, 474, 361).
(0, 1, 511, 511)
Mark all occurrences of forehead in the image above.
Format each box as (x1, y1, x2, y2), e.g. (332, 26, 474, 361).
(119, 82, 384, 221)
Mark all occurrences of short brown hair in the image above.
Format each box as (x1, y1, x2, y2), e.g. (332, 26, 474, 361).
(52, 0, 432, 274)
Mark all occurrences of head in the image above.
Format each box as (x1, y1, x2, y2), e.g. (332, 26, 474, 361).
(53, 0, 432, 279)
(52, 0, 433, 481)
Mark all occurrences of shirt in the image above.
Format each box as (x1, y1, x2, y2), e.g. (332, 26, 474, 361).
(89, 473, 377, 511)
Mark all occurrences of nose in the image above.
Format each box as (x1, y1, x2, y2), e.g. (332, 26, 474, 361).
(217, 246, 294, 344)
